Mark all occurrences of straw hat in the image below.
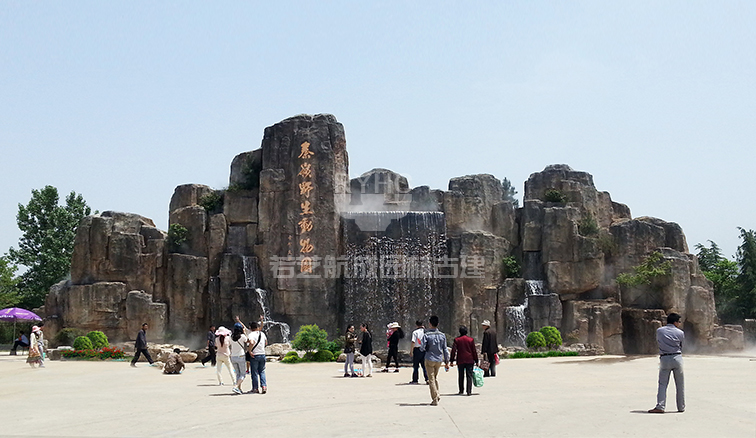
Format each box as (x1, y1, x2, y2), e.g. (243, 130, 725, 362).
(481, 320, 491, 327)
(388, 322, 400, 329)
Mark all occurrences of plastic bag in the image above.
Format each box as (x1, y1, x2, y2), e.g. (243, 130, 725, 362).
(473, 366, 484, 387)
(494, 353, 500, 365)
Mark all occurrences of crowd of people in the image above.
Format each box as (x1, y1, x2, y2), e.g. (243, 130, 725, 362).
(15, 310, 682, 410)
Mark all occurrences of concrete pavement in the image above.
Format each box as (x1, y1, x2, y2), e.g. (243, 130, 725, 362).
(0, 352, 753, 437)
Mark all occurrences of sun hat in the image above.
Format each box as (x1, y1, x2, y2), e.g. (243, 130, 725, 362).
(481, 320, 491, 326)
(215, 326, 232, 336)
(32, 325, 40, 333)
(388, 322, 400, 329)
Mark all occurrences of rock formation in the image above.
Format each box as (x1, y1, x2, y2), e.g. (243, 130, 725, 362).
(40, 114, 741, 353)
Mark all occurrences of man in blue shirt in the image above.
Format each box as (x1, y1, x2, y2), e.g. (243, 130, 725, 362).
(11, 331, 29, 355)
(648, 312, 685, 413)
(421, 315, 449, 406)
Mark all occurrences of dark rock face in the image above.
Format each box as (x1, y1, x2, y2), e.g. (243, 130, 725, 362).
(42, 116, 733, 353)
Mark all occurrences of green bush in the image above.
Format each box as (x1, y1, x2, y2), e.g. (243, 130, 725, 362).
(501, 256, 521, 279)
(167, 224, 189, 253)
(525, 331, 546, 349)
(54, 328, 84, 347)
(281, 352, 300, 364)
(73, 336, 93, 351)
(313, 350, 334, 362)
(544, 189, 567, 203)
(198, 191, 224, 214)
(291, 324, 328, 353)
(325, 338, 343, 357)
(616, 251, 671, 287)
(507, 351, 579, 359)
(539, 326, 562, 348)
(86, 331, 109, 350)
(578, 214, 599, 236)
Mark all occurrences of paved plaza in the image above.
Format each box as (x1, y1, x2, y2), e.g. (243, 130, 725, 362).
(0, 351, 754, 437)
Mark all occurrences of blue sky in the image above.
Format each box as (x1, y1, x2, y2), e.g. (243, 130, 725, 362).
(1, 1, 754, 262)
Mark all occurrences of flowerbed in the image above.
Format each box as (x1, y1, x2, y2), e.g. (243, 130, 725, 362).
(61, 346, 126, 360)
(506, 351, 579, 359)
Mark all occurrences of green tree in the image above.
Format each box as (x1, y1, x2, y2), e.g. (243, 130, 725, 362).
(291, 324, 328, 353)
(695, 241, 739, 322)
(0, 255, 20, 308)
(735, 228, 756, 320)
(501, 177, 519, 207)
(7, 186, 91, 309)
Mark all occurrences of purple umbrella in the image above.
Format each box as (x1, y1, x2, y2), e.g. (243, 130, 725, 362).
(0, 307, 42, 338)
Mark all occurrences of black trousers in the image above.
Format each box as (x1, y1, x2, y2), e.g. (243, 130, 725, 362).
(201, 346, 216, 366)
(484, 352, 496, 377)
(458, 363, 474, 394)
(131, 348, 154, 365)
(411, 348, 428, 382)
(386, 347, 400, 369)
(11, 340, 29, 351)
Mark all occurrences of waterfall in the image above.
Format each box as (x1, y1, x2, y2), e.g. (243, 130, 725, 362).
(504, 305, 526, 347)
(503, 280, 551, 347)
(242, 256, 291, 343)
(341, 211, 452, 337)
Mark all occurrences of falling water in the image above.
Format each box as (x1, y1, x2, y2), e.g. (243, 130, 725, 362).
(242, 256, 291, 343)
(341, 211, 452, 336)
(503, 280, 551, 346)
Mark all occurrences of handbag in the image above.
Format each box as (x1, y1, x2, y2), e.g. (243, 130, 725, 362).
(480, 359, 490, 372)
(472, 366, 484, 387)
(494, 353, 500, 365)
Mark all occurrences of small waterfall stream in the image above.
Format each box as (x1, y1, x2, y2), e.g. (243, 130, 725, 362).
(503, 280, 550, 347)
(242, 256, 291, 343)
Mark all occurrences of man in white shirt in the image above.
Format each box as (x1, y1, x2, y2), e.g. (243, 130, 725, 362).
(409, 320, 428, 384)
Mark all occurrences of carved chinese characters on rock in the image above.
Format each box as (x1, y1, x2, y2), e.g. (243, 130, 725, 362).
(298, 141, 315, 274)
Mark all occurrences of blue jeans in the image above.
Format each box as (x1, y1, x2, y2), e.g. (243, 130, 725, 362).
(251, 354, 267, 390)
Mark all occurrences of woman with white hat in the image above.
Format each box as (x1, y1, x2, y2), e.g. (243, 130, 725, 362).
(382, 322, 404, 373)
(26, 326, 43, 368)
(214, 326, 235, 386)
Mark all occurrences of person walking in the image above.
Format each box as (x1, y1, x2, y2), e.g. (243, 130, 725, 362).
(343, 325, 358, 377)
(421, 315, 449, 406)
(481, 320, 498, 377)
(409, 320, 428, 384)
(359, 323, 374, 377)
(201, 325, 216, 367)
(649, 313, 685, 413)
(229, 324, 249, 395)
(247, 321, 268, 394)
(382, 322, 403, 372)
(450, 325, 478, 396)
(214, 326, 235, 386)
(130, 323, 154, 367)
(26, 326, 43, 368)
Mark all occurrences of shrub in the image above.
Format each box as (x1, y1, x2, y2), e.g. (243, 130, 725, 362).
(291, 324, 328, 353)
(539, 326, 562, 348)
(54, 328, 84, 347)
(98, 346, 125, 359)
(167, 224, 189, 253)
(281, 351, 300, 364)
(596, 232, 617, 256)
(544, 189, 567, 203)
(501, 256, 521, 279)
(86, 331, 109, 350)
(73, 336, 93, 351)
(325, 338, 343, 357)
(198, 191, 224, 214)
(525, 331, 546, 349)
(507, 351, 579, 359)
(578, 214, 599, 236)
(616, 251, 672, 287)
(313, 350, 334, 362)
(61, 346, 125, 360)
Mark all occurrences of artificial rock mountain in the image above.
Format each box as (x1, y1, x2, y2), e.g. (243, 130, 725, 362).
(41, 114, 742, 353)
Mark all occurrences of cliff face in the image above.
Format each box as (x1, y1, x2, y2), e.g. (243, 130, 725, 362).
(41, 115, 738, 353)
